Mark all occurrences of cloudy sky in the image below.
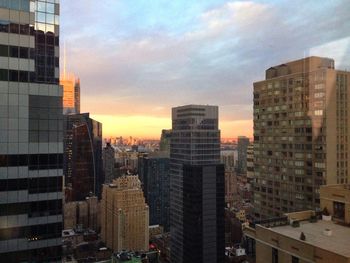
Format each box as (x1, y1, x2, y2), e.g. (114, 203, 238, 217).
(61, 0, 350, 139)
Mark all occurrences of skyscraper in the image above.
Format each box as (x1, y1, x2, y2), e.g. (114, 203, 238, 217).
(60, 73, 80, 115)
(139, 151, 170, 231)
(0, 1, 62, 261)
(102, 142, 116, 183)
(101, 175, 149, 252)
(236, 136, 250, 174)
(170, 105, 225, 263)
(253, 56, 350, 219)
(63, 113, 103, 201)
(159, 129, 171, 152)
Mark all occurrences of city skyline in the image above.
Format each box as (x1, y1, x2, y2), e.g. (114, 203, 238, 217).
(60, 0, 350, 138)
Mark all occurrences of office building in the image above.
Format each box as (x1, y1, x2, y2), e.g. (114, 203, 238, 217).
(101, 175, 149, 252)
(170, 105, 225, 263)
(244, 184, 350, 263)
(60, 73, 80, 114)
(103, 142, 116, 183)
(221, 150, 235, 172)
(159, 129, 171, 152)
(63, 196, 100, 232)
(63, 113, 103, 201)
(139, 152, 170, 231)
(237, 136, 250, 174)
(0, 1, 62, 261)
(253, 56, 350, 219)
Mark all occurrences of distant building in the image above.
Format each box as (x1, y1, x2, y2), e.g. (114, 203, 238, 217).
(253, 57, 350, 219)
(103, 142, 117, 183)
(139, 152, 170, 231)
(170, 105, 225, 263)
(236, 136, 250, 174)
(101, 176, 149, 252)
(64, 196, 100, 232)
(225, 171, 237, 208)
(61, 73, 81, 114)
(159, 129, 172, 151)
(221, 150, 235, 172)
(244, 184, 350, 263)
(63, 113, 103, 201)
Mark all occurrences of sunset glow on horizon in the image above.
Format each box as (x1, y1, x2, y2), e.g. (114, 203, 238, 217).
(90, 113, 253, 139)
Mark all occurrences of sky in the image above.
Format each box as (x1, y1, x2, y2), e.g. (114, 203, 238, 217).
(61, 0, 350, 139)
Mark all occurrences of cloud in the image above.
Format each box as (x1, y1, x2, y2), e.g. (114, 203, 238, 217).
(61, 0, 350, 137)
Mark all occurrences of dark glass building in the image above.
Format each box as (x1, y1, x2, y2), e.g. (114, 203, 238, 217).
(138, 152, 170, 232)
(0, 1, 62, 261)
(63, 113, 103, 201)
(159, 129, 171, 152)
(170, 105, 225, 263)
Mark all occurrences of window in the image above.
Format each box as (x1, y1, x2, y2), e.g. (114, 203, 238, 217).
(314, 110, 323, 116)
(0, 20, 9, 32)
(315, 83, 325, 90)
(9, 46, 18, 57)
(0, 44, 8, 57)
(0, 69, 8, 81)
(272, 248, 278, 263)
(9, 23, 19, 34)
(314, 92, 325, 98)
(333, 201, 345, 220)
(292, 256, 299, 263)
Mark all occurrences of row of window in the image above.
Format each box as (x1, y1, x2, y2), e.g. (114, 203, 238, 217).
(0, 199, 62, 217)
(0, 176, 62, 193)
(0, 69, 59, 84)
(0, 222, 61, 241)
(0, 44, 35, 59)
(0, 153, 63, 169)
(0, 0, 30, 12)
(0, 20, 59, 46)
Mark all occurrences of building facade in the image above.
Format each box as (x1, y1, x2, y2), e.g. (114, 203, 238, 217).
(244, 184, 350, 263)
(101, 176, 149, 252)
(64, 196, 100, 232)
(170, 105, 225, 263)
(159, 129, 171, 152)
(102, 142, 116, 183)
(237, 136, 250, 174)
(246, 144, 254, 182)
(63, 113, 103, 201)
(253, 56, 350, 219)
(138, 151, 170, 231)
(60, 73, 80, 115)
(0, 1, 62, 261)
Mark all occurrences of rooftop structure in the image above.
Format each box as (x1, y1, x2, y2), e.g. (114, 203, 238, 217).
(244, 184, 350, 263)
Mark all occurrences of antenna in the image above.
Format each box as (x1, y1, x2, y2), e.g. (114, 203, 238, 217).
(63, 41, 66, 79)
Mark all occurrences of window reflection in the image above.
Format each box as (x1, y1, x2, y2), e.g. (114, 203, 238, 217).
(46, 3, 54, 13)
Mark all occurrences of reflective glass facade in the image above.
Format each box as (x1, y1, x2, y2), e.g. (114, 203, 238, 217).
(170, 105, 224, 263)
(0, 1, 62, 261)
(63, 113, 103, 202)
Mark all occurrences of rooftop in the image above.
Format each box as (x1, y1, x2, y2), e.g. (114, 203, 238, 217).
(270, 219, 350, 258)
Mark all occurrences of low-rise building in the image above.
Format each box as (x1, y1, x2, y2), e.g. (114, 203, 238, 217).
(243, 184, 350, 263)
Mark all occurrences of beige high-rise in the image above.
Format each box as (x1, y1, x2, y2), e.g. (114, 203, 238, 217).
(253, 56, 350, 219)
(101, 176, 149, 252)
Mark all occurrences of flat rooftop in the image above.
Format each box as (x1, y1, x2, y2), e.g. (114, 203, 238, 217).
(270, 220, 350, 258)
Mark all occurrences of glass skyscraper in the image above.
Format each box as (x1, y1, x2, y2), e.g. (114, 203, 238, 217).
(170, 105, 225, 263)
(0, 1, 62, 261)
